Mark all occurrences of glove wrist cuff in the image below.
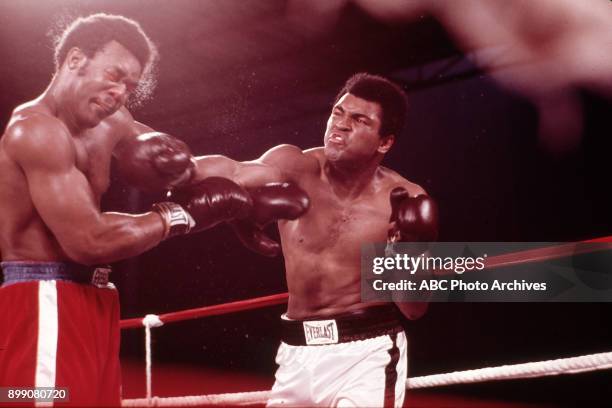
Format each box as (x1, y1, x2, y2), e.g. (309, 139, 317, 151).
(152, 202, 195, 239)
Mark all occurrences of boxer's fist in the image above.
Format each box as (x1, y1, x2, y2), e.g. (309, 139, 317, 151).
(250, 182, 310, 226)
(388, 187, 438, 242)
(116, 132, 195, 192)
(231, 220, 282, 257)
(232, 182, 310, 257)
(157, 177, 252, 237)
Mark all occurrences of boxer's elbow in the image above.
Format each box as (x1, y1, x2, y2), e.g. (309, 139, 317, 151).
(62, 240, 108, 266)
(396, 302, 429, 320)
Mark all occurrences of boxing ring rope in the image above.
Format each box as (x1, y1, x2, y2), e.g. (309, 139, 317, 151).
(123, 351, 612, 406)
(120, 236, 612, 406)
(120, 293, 288, 329)
(121, 236, 612, 330)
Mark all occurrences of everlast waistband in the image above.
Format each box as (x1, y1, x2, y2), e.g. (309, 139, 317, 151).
(1, 261, 111, 288)
(281, 304, 403, 346)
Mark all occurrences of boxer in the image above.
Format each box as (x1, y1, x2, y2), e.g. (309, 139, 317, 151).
(192, 73, 438, 407)
(0, 14, 259, 406)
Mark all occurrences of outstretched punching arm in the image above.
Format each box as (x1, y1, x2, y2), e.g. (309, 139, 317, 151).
(187, 145, 317, 256)
(191, 144, 317, 187)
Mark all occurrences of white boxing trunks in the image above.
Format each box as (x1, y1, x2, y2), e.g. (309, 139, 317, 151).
(267, 305, 407, 408)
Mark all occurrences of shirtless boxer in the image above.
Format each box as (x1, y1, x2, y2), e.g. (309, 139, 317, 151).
(190, 73, 438, 407)
(0, 14, 268, 406)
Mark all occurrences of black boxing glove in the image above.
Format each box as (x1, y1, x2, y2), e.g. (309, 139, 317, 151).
(154, 177, 253, 238)
(231, 182, 310, 257)
(388, 187, 439, 242)
(115, 132, 195, 192)
(249, 183, 310, 225)
(230, 221, 281, 258)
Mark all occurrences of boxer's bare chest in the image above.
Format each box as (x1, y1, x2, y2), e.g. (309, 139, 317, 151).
(287, 175, 391, 253)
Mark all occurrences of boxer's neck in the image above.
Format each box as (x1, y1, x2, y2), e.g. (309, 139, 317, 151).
(43, 74, 85, 136)
(325, 159, 380, 198)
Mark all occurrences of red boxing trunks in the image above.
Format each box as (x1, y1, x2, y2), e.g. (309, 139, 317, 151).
(0, 262, 121, 406)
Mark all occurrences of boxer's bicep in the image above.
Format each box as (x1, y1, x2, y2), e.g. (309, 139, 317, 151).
(28, 162, 102, 249)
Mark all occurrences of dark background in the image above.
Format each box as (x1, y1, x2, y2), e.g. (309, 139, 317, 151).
(1, 1, 611, 406)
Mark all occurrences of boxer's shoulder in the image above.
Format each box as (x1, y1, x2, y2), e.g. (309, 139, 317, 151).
(264, 144, 306, 158)
(303, 146, 324, 157)
(3, 108, 73, 161)
(2, 108, 75, 165)
(302, 147, 326, 168)
(378, 165, 426, 197)
(262, 144, 320, 174)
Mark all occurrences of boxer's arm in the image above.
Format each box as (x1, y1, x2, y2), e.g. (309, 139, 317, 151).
(193, 144, 317, 188)
(5, 116, 166, 265)
(192, 145, 314, 257)
(192, 154, 285, 187)
(109, 107, 155, 155)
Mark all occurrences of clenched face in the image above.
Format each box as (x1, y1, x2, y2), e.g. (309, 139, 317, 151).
(66, 40, 142, 129)
(324, 93, 392, 167)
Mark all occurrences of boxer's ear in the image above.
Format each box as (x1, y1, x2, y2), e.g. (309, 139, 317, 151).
(66, 47, 87, 71)
(378, 134, 394, 154)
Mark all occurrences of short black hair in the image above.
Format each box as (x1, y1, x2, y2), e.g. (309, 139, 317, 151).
(334, 73, 408, 138)
(53, 13, 158, 105)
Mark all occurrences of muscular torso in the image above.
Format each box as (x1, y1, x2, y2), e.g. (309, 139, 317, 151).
(0, 103, 124, 261)
(278, 148, 421, 319)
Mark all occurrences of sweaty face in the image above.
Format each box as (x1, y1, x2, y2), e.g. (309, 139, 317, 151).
(324, 93, 386, 166)
(70, 41, 142, 128)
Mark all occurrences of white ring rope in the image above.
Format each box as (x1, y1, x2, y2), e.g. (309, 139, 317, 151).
(142, 314, 164, 402)
(121, 238, 612, 406)
(406, 350, 612, 388)
(122, 350, 612, 407)
(124, 391, 269, 407)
